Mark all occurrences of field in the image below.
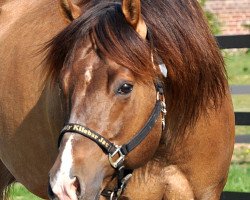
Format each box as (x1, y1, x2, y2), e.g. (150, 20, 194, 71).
(8, 52, 250, 198)
(223, 52, 250, 193)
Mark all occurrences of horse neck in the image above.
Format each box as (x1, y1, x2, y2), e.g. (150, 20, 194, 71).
(43, 84, 65, 144)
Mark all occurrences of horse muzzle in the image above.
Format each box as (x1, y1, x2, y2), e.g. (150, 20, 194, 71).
(48, 175, 102, 200)
(48, 133, 112, 200)
(48, 176, 80, 200)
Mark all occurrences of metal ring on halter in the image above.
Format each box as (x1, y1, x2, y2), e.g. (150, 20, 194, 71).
(110, 191, 116, 200)
(108, 145, 125, 168)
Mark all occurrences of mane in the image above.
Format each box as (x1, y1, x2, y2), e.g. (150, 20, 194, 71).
(44, 0, 227, 143)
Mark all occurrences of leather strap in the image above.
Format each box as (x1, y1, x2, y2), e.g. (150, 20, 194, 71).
(58, 124, 117, 154)
(119, 100, 162, 155)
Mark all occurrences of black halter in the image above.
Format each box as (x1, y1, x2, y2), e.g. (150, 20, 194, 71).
(58, 81, 166, 199)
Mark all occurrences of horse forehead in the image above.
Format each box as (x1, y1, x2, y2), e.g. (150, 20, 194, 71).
(73, 41, 136, 82)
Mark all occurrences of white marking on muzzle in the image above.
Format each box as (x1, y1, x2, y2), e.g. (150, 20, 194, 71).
(50, 135, 79, 200)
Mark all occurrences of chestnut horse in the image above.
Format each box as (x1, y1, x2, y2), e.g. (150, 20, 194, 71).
(0, 0, 235, 199)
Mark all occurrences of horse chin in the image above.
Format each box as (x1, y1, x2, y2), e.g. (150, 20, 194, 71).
(74, 166, 117, 200)
(77, 191, 101, 200)
(77, 184, 101, 200)
(77, 189, 101, 200)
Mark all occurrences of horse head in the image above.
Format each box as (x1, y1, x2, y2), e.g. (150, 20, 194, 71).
(47, 1, 166, 199)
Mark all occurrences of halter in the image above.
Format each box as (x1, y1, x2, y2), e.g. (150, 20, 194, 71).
(58, 81, 167, 199)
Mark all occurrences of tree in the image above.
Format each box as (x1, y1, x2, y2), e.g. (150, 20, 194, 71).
(198, 0, 221, 35)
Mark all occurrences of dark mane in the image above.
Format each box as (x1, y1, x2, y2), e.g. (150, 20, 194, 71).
(44, 2, 157, 83)
(44, 0, 227, 142)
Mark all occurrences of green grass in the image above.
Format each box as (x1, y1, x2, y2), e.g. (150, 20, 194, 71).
(10, 52, 250, 198)
(10, 183, 42, 200)
(224, 52, 250, 192)
(225, 52, 250, 135)
(224, 163, 250, 192)
(225, 52, 250, 85)
(225, 144, 250, 192)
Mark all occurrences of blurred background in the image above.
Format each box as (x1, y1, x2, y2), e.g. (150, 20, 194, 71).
(199, 0, 250, 194)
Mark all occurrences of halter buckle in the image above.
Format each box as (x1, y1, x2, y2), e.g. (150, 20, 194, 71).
(109, 145, 125, 168)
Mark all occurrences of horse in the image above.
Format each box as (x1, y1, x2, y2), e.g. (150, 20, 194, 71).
(0, 0, 235, 199)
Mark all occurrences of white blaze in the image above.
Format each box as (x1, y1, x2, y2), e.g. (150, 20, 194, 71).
(69, 66, 93, 123)
(85, 68, 92, 83)
(50, 135, 78, 200)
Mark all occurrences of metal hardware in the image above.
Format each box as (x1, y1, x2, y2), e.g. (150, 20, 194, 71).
(156, 86, 164, 101)
(109, 145, 125, 168)
(159, 63, 168, 77)
(109, 191, 115, 200)
(156, 91, 161, 101)
(161, 101, 167, 114)
(161, 101, 167, 130)
(116, 173, 133, 197)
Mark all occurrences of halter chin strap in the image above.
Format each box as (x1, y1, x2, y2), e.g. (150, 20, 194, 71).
(58, 81, 166, 199)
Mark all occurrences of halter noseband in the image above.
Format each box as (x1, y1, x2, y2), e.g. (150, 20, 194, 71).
(57, 81, 166, 199)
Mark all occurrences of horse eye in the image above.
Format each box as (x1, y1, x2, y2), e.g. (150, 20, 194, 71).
(117, 83, 133, 95)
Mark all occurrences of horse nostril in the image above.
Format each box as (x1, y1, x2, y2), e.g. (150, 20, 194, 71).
(48, 182, 57, 199)
(73, 177, 81, 197)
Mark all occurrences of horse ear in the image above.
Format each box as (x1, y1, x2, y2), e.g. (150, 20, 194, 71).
(59, 0, 81, 22)
(122, 0, 147, 39)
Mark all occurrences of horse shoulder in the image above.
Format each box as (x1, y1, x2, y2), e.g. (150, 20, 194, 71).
(120, 161, 194, 200)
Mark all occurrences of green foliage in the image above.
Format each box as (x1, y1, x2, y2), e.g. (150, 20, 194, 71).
(198, 0, 221, 34)
(243, 24, 250, 30)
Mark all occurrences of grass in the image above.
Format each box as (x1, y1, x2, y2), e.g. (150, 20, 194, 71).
(226, 52, 250, 136)
(225, 52, 250, 85)
(9, 52, 250, 198)
(225, 144, 250, 192)
(224, 163, 250, 192)
(224, 51, 250, 192)
(10, 183, 42, 200)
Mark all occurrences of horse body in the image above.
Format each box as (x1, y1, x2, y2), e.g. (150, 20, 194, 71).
(0, 0, 65, 197)
(0, 0, 234, 199)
